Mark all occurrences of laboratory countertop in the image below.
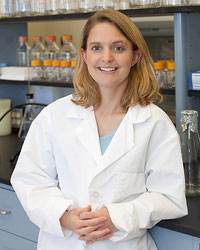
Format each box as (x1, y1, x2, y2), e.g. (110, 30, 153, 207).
(0, 133, 200, 238)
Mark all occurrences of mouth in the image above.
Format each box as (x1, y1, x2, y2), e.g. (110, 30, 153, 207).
(98, 67, 118, 72)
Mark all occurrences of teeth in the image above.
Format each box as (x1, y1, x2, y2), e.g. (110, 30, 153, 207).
(100, 67, 116, 72)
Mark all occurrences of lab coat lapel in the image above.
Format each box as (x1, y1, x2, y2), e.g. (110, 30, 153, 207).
(75, 109, 102, 165)
(97, 105, 152, 173)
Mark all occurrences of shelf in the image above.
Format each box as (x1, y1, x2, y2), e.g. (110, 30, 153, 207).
(188, 90, 200, 96)
(0, 79, 176, 94)
(0, 79, 74, 88)
(0, 6, 200, 23)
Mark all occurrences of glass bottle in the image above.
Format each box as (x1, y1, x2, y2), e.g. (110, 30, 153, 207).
(59, 0, 77, 13)
(52, 60, 61, 81)
(114, 0, 130, 9)
(20, 93, 37, 139)
(93, 0, 114, 10)
(78, 0, 93, 12)
(31, 36, 45, 62)
(17, 0, 31, 16)
(167, 62, 175, 88)
(154, 62, 167, 88)
(31, 60, 43, 80)
(43, 59, 53, 80)
(60, 61, 72, 83)
(46, 0, 59, 14)
(181, 110, 200, 196)
(0, 0, 16, 17)
(17, 36, 31, 67)
(44, 36, 60, 61)
(60, 35, 77, 62)
(30, 0, 46, 15)
(71, 60, 76, 80)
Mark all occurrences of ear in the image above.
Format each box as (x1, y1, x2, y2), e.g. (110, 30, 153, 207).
(131, 49, 141, 67)
(81, 48, 87, 64)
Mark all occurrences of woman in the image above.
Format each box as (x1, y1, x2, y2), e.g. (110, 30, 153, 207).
(11, 9, 187, 250)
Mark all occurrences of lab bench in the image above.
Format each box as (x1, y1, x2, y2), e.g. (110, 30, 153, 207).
(0, 133, 200, 250)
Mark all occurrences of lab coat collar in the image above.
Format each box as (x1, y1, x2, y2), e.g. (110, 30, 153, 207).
(67, 100, 151, 170)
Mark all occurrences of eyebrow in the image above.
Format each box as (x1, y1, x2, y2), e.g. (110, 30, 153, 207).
(88, 40, 127, 46)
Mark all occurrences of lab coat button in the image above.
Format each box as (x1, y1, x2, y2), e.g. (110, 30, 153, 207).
(93, 192, 99, 198)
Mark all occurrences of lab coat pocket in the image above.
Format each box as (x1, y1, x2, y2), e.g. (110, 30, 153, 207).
(113, 172, 146, 202)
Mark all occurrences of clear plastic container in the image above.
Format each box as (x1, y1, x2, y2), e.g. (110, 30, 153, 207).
(93, 0, 114, 10)
(52, 60, 61, 81)
(44, 36, 60, 61)
(17, 0, 31, 16)
(59, 0, 77, 13)
(167, 62, 175, 88)
(0, 0, 16, 17)
(43, 59, 53, 80)
(131, 0, 160, 7)
(17, 36, 31, 67)
(114, 0, 130, 9)
(61, 61, 72, 83)
(31, 36, 45, 62)
(30, 0, 46, 15)
(46, 0, 59, 14)
(78, 0, 93, 12)
(181, 110, 200, 196)
(60, 35, 77, 62)
(71, 60, 76, 80)
(161, 0, 183, 6)
(154, 62, 167, 88)
(31, 60, 43, 80)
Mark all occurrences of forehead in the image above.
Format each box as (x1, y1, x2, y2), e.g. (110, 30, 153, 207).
(87, 22, 128, 44)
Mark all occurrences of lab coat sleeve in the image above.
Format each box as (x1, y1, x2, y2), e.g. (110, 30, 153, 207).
(106, 118, 188, 242)
(11, 108, 75, 238)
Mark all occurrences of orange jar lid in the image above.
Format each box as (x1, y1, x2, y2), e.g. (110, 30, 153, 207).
(52, 60, 60, 67)
(43, 60, 52, 66)
(33, 36, 42, 42)
(71, 61, 76, 67)
(61, 61, 71, 67)
(18, 36, 28, 42)
(168, 62, 175, 70)
(62, 35, 72, 41)
(154, 62, 165, 70)
(46, 36, 56, 42)
(31, 60, 42, 66)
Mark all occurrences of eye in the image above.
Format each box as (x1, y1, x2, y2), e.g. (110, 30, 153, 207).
(91, 46, 101, 51)
(114, 46, 124, 52)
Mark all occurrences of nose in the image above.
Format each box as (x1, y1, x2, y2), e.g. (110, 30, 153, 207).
(101, 48, 114, 63)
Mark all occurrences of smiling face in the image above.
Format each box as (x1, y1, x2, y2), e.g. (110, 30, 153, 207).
(82, 22, 139, 92)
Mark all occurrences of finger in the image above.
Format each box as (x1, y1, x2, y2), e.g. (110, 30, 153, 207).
(86, 233, 112, 244)
(79, 228, 110, 241)
(79, 216, 107, 228)
(77, 205, 91, 215)
(76, 224, 99, 236)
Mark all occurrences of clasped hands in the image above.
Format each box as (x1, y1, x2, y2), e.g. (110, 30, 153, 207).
(60, 205, 117, 245)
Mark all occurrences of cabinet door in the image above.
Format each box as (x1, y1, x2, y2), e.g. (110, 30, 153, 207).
(0, 187, 39, 242)
(192, 236, 200, 250)
(149, 226, 193, 250)
(0, 229, 37, 250)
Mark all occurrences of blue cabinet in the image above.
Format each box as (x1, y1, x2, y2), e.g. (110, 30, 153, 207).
(0, 184, 39, 249)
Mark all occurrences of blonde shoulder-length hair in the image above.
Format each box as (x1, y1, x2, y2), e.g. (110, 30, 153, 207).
(72, 9, 161, 109)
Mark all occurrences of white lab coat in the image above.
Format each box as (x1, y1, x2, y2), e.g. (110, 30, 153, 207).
(11, 95, 188, 250)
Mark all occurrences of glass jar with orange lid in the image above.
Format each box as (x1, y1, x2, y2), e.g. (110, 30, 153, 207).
(52, 60, 61, 81)
(31, 36, 45, 62)
(60, 35, 77, 62)
(43, 60, 53, 81)
(44, 35, 60, 61)
(154, 61, 167, 87)
(31, 60, 43, 81)
(167, 61, 175, 88)
(61, 61, 72, 83)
